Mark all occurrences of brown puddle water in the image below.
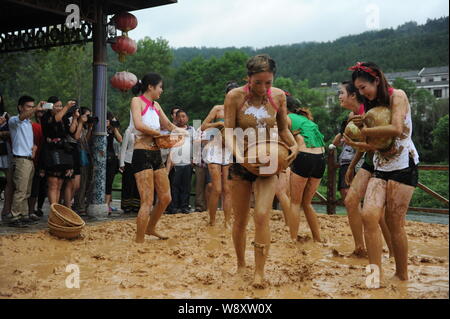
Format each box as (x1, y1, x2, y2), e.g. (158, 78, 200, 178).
(0, 211, 448, 299)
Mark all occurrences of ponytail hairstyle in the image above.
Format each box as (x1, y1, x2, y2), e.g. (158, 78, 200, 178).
(246, 54, 276, 76)
(225, 81, 239, 94)
(341, 81, 364, 104)
(349, 62, 391, 111)
(286, 94, 313, 121)
(132, 73, 163, 96)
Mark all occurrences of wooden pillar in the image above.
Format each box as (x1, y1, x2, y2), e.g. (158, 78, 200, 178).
(88, 1, 108, 217)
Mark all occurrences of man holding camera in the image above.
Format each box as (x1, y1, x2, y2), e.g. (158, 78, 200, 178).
(7, 96, 44, 227)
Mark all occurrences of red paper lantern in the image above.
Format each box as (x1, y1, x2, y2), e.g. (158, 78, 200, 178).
(111, 36, 137, 62)
(113, 12, 138, 34)
(110, 71, 138, 92)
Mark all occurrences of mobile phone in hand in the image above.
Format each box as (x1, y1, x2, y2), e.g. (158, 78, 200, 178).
(42, 103, 54, 110)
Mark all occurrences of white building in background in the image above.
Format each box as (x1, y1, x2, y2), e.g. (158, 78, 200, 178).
(385, 66, 449, 99)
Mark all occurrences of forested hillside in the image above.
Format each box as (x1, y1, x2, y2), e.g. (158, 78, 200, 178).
(172, 17, 449, 86)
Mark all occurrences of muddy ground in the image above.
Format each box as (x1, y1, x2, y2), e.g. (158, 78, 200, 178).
(0, 210, 448, 299)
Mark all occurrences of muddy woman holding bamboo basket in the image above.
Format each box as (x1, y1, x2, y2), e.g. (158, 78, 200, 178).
(224, 54, 298, 288)
(338, 81, 393, 259)
(130, 73, 187, 244)
(344, 62, 420, 282)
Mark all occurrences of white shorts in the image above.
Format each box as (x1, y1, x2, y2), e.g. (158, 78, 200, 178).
(203, 141, 232, 166)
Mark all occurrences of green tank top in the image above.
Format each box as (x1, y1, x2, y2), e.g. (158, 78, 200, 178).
(364, 151, 374, 166)
(288, 113, 325, 148)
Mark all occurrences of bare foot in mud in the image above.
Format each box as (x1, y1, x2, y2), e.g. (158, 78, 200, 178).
(313, 236, 324, 243)
(296, 234, 312, 243)
(252, 273, 266, 289)
(332, 249, 344, 257)
(208, 221, 216, 227)
(236, 266, 246, 277)
(145, 230, 169, 240)
(135, 237, 145, 244)
(351, 247, 368, 258)
(392, 272, 408, 282)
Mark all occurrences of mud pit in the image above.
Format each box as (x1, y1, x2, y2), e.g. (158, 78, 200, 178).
(0, 211, 448, 299)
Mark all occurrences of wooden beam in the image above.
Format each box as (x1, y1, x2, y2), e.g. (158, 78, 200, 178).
(417, 182, 449, 205)
(314, 191, 327, 203)
(418, 165, 449, 171)
(408, 207, 449, 214)
(105, 0, 177, 13)
(4, 0, 96, 23)
(6, 0, 79, 17)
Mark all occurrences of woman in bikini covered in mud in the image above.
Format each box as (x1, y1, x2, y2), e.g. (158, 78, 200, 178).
(224, 54, 298, 288)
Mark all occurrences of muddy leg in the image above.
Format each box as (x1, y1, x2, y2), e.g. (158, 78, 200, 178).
(379, 208, 394, 258)
(302, 178, 322, 242)
(146, 168, 170, 240)
(252, 175, 277, 288)
(275, 171, 291, 227)
(231, 179, 252, 274)
(385, 180, 414, 281)
(288, 172, 308, 241)
(344, 169, 371, 256)
(207, 164, 222, 226)
(361, 178, 386, 281)
(222, 165, 232, 228)
(135, 169, 154, 243)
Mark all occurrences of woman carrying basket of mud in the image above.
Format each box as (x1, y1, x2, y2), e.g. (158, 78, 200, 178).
(130, 73, 187, 244)
(223, 54, 298, 288)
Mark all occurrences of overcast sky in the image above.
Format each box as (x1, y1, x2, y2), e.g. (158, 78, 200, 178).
(127, 0, 449, 49)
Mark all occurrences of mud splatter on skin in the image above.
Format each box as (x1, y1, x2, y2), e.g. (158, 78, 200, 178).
(0, 212, 447, 299)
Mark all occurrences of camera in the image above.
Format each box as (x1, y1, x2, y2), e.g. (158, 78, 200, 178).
(111, 120, 120, 128)
(66, 104, 80, 118)
(87, 116, 99, 125)
(65, 99, 80, 118)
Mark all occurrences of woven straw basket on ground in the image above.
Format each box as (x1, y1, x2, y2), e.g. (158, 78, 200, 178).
(48, 204, 85, 239)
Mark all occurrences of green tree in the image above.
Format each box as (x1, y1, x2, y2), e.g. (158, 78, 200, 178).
(393, 77, 416, 98)
(432, 115, 449, 162)
(170, 51, 248, 121)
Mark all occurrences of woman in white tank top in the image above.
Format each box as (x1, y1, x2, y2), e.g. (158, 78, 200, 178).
(130, 73, 187, 244)
(348, 62, 419, 283)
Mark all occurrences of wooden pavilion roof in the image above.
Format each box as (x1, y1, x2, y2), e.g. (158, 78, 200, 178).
(0, 0, 177, 33)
